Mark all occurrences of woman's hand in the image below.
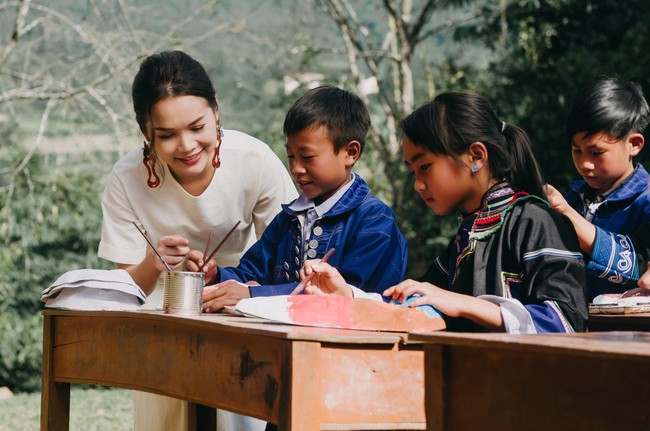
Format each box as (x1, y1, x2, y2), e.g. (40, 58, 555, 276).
(153, 235, 191, 271)
(299, 261, 352, 297)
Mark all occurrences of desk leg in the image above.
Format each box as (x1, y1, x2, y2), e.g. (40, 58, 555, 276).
(41, 314, 71, 431)
(188, 402, 216, 431)
(276, 341, 321, 430)
(424, 345, 446, 431)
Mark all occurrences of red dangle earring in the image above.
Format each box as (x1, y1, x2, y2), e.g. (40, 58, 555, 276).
(142, 140, 161, 188)
(212, 127, 223, 168)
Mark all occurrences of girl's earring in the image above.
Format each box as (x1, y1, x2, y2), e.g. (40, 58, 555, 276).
(470, 164, 479, 174)
(212, 127, 223, 169)
(142, 140, 161, 188)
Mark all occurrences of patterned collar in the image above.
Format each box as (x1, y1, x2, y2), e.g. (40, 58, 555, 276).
(466, 182, 539, 240)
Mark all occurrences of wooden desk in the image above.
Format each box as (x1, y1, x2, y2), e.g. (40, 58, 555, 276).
(409, 331, 650, 431)
(588, 311, 650, 331)
(41, 310, 425, 430)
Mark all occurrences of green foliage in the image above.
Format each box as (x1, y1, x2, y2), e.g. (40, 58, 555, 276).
(0, 130, 112, 392)
(470, 0, 650, 188)
(0, 313, 43, 393)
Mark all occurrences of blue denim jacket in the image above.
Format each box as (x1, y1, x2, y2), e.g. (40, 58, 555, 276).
(565, 164, 650, 299)
(217, 175, 408, 298)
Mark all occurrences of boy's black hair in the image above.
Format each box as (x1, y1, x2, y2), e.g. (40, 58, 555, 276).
(283, 85, 371, 155)
(566, 78, 650, 142)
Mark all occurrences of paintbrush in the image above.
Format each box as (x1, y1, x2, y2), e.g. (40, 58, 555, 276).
(181, 230, 213, 272)
(132, 221, 173, 272)
(199, 220, 241, 272)
(290, 247, 336, 295)
(202, 231, 213, 264)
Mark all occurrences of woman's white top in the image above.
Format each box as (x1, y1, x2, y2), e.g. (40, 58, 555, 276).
(98, 129, 297, 267)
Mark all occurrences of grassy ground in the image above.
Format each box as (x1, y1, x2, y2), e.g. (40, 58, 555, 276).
(0, 386, 133, 431)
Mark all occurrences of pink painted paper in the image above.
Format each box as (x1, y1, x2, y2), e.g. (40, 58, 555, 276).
(236, 295, 445, 332)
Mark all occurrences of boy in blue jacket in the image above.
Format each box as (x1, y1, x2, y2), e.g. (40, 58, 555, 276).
(193, 85, 408, 312)
(545, 78, 650, 300)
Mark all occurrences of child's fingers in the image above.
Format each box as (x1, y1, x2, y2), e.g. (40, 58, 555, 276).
(384, 279, 414, 301)
(303, 259, 328, 275)
(391, 279, 428, 302)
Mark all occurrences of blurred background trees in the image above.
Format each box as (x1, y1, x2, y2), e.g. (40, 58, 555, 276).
(1, 0, 649, 392)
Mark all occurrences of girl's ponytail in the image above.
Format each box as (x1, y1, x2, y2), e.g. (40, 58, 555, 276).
(501, 123, 546, 199)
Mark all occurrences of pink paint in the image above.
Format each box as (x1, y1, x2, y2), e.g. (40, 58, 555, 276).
(288, 295, 354, 328)
(287, 295, 445, 332)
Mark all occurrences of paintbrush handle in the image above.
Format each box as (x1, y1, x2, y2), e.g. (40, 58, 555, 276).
(132, 221, 173, 272)
(290, 247, 336, 295)
(199, 220, 241, 272)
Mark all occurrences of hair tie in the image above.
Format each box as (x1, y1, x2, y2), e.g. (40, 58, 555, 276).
(501, 121, 506, 133)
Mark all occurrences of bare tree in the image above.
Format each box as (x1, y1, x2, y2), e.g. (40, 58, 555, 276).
(316, 0, 495, 209)
(0, 0, 247, 206)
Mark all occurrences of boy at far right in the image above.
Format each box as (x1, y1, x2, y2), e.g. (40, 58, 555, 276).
(545, 78, 650, 301)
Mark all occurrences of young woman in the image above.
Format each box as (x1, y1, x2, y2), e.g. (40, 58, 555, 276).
(302, 91, 589, 333)
(98, 50, 296, 431)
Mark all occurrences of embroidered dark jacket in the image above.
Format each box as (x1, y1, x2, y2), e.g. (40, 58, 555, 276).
(421, 184, 588, 333)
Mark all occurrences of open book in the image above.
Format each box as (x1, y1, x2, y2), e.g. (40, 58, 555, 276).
(589, 288, 650, 314)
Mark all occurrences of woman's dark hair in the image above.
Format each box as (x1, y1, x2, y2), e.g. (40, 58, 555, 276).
(566, 78, 650, 142)
(400, 91, 545, 199)
(132, 50, 219, 136)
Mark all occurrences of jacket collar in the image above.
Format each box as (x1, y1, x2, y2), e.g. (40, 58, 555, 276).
(569, 164, 649, 202)
(281, 174, 371, 218)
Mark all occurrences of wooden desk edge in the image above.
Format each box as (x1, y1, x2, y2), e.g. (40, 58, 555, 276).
(407, 330, 650, 358)
(41, 309, 409, 344)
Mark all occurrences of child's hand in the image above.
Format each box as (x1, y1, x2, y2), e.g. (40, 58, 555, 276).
(154, 235, 190, 271)
(202, 280, 252, 313)
(543, 184, 570, 214)
(300, 261, 352, 297)
(184, 249, 218, 282)
(383, 279, 468, 317)
(639, 263, 650, 291)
